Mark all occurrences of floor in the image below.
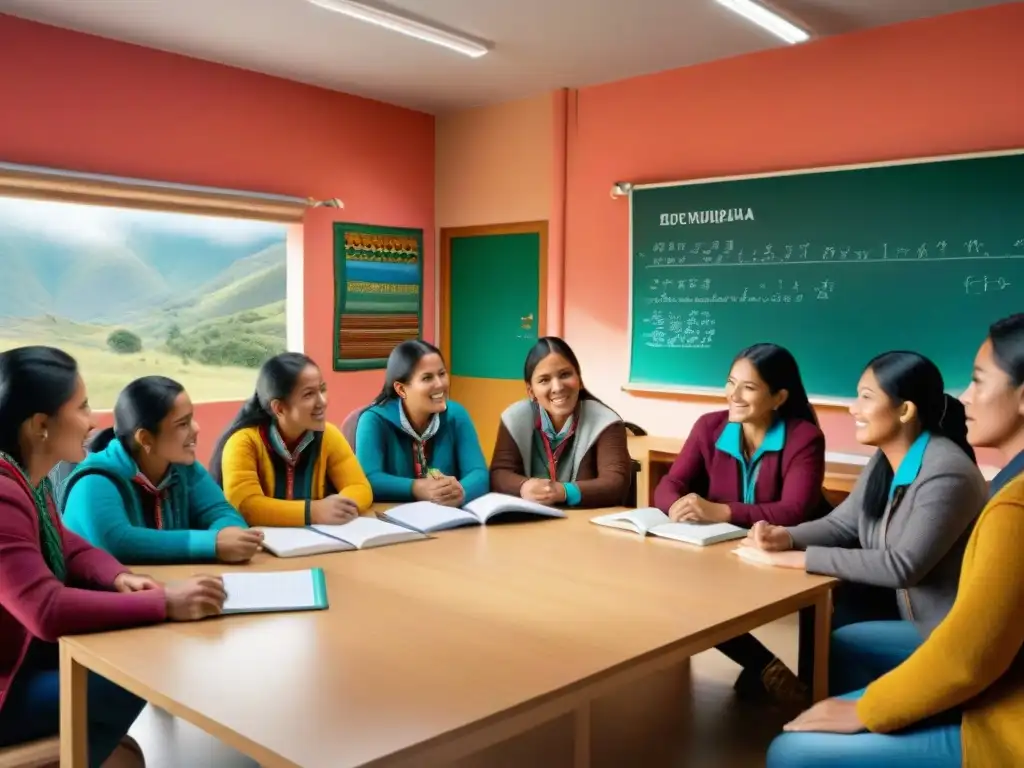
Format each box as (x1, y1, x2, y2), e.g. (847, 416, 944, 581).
(125, 615, 800, 767)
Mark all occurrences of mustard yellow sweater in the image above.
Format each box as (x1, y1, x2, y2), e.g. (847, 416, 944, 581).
(221, 424, 373, 527)
(858, 474, 1024, 766)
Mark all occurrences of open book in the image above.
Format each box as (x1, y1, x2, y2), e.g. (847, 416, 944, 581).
(256, 517, 428, 558)
(222, 569, 328, 614)
(379, 492, 566, 534)
(590, 507, 747, 547)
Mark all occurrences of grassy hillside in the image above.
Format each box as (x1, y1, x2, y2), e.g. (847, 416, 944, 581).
(0, 317, 257, 409)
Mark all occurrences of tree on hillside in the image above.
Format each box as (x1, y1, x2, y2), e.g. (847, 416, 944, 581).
(107, 329, 143, 355)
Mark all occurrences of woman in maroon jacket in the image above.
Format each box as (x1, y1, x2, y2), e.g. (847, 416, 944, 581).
(0, 346, 227, 767)
(654, 343, 826, 706)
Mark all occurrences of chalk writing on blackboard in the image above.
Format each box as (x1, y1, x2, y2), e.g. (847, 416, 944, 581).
(964, 276, 1012, 295)
(639, 237, 1024, 268)
(658, 208, 755, 227)
(642, 310, 717, 349)
(642, 277, 809, 307)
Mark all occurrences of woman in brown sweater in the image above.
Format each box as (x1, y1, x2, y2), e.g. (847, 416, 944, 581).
(490, 337, 632, 508)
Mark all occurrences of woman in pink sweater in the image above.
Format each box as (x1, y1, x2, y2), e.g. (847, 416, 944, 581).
(0, 346, 226, 767)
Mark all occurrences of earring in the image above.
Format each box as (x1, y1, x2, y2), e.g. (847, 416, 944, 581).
(41, 430, 48, 442)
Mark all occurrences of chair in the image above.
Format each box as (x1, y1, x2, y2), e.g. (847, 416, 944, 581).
(622, 422, 648, 507)
(0, 736, 59, 768)
(340, 408, 363, 451)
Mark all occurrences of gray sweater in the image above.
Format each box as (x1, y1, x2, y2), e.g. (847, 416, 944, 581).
(787, 435, 987, 638)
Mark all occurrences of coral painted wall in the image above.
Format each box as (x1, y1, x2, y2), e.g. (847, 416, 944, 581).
(0, 14, 434, 463)
(563, 4, 1024, 459)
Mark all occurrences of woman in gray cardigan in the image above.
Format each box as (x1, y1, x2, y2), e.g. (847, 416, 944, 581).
(739, 351, 987, 696)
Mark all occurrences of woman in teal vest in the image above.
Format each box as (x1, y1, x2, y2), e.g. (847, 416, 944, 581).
(62, 376, 262, 564)
(355, 340, 488, 505)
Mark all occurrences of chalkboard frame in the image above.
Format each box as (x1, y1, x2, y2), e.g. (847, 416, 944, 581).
(625, 147, 1024, 406)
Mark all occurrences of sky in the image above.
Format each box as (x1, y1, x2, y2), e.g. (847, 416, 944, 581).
(0, 196, 288, 248)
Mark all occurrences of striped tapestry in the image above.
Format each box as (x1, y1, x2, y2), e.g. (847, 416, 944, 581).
(332, 223, 423, 370)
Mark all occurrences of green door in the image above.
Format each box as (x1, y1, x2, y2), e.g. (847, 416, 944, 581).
(449, 232, 541, 379)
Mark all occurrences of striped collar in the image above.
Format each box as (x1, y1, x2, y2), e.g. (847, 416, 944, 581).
(398, 402, 440, 443)
(266, 423, 315, 466)
(538, 404, 574, 444)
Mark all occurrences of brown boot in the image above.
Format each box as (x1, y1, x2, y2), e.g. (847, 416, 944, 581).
(760, 657, 811, 708)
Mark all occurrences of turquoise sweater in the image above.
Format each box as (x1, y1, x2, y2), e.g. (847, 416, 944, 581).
(355, 399, 488, 503)
(61, 439, 247, 564)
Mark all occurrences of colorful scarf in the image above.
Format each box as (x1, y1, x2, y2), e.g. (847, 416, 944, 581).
(0, 451, 66, 581)
(130, 468, 177, 530)
(262, 424, 315, 500)
(532, 403, 578, 481)
(398, 404, 440, 479)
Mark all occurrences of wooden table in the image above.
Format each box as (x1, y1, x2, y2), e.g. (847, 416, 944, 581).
(627, 434, 869, 509)
(60, 510, 835, 768)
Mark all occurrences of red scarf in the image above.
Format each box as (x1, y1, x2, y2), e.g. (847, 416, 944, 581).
(534, 408, 578, 480)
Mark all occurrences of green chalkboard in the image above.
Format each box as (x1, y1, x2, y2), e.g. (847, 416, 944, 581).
(628, 150, 1024, 401)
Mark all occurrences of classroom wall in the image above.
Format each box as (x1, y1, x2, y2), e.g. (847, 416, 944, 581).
(0, 14, 435, 463)
(435, 93, 563, 456)
(563, 4, 1024, 457)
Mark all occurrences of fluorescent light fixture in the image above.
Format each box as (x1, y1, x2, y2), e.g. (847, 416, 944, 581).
(306, 0, 490, 58)
(714, 0, 810, 44)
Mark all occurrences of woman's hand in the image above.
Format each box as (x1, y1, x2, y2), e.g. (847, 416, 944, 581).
(735, 547, 808, 570)
(520, 479, 566, 505)
(745, 521, 795, 552)
(311, 495, 360, 525)
(783, 697, 866, 734)
(164, 575, 226, 621)
(113, 572, 160, 593)
(668, 493, 731, 523)
(413, 476, 465, 507)
(215, 527, 263, 563)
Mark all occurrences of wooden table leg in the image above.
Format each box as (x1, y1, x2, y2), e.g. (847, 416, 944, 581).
(573, 702, 591, 768)
(59, 641, 88, 767)
(811, 590, 833, 702)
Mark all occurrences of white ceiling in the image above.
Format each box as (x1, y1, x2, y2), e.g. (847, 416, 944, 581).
(0, 0, 1009, 114)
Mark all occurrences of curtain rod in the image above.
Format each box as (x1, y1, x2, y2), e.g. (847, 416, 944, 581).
(0, 161, 309, 204)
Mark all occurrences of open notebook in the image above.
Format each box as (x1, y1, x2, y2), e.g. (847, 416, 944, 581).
(257, 517, 428, 558)
(590, 507, 747, 547)
(379, 492, 566, 533)
(222, 568, 329, 614)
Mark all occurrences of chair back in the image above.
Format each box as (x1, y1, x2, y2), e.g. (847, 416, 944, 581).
(340, 408, 363, 451)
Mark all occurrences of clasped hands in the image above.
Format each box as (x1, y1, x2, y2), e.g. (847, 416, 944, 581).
(734, 520, 806, 569)
(412, 473, 465, 507)
(520, 478, 567, 505)
(667, 493, 731, 523)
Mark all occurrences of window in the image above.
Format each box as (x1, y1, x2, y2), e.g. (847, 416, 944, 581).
(0, 196, 290, 409)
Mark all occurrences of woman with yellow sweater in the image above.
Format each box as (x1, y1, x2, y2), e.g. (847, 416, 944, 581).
(766, 312, 1024, 768)
(209, 353, 372, 527)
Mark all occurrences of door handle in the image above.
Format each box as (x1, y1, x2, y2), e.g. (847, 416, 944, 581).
(520, 312, 534, 329)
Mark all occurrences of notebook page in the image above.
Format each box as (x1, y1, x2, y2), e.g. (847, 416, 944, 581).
(383, 501, 476, 531)
(258, 527, 346, 556)
(652, 521, 746, 545)
(222, 570, 318, 613)
(314, 517, 417, 548)
(627, 507, 672, 531)
(463, 492, 565, 522)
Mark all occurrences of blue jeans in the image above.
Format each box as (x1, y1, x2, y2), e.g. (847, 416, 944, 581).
(766, 689, 962, 767)
(830, 620, 923, 696)
(0, 643, 146, 768)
